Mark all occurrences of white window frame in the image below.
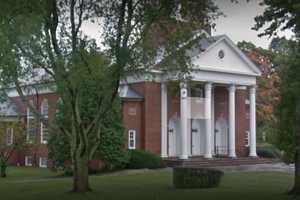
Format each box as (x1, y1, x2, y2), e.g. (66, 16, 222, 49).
(39, 157, 48, 168)
(128, 129, 136, 150)
(26, 100, 34, 143)
(25, 156, 33, 167)
(6, 127, 14, 146)
(40, 99, 49, 144)
(245, 130, 250, 147)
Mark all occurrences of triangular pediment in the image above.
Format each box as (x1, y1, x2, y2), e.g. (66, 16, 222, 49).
(191, 35, 261, 76)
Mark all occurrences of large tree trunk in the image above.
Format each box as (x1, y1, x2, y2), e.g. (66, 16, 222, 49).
(0, 163, 7, 178)
(290, 150, 300, 195)
(72, 153, 90, 192)
(290, 100, 300, 195)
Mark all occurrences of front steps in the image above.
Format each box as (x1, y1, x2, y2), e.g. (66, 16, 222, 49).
(164, 157, 276, 168)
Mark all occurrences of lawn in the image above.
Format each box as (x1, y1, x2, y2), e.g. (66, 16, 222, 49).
(0, 167, 299, 200)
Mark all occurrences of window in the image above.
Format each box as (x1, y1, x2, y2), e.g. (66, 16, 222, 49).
(40, 99, 49, 144)
(27, 100, 34, 143)
(128, 129, 136, 149)
(5, 127, 13, 145)
(245, 130, 250, 147)
(39, 157, 48, 168)
(25, 156, 33, 166)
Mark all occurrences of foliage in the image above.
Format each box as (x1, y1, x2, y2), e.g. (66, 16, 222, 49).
(238, 40, 280, 143)
(0, 0, 220, 192)
(173, 167, 224, 189)
(0, 118, 26, 178)
(256, 144, 282, 159)
(48, 128, 70, 170)
(274, 41, 300, 164)
(253, 0, 300, 37)
(254, 0, 300, 193)
(98, 99, 130, 170)
(127, 150, 164, 169)
(48, 98, 129, 171)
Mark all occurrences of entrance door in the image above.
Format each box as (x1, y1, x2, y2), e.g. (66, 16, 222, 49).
(168, 119, 177, 157)
(191, 119, 201, 155)
(215, 116, 228, 155)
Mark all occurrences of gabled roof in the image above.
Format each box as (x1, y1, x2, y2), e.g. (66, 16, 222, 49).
(196, 34, 261, 76)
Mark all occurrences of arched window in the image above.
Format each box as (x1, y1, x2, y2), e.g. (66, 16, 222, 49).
(40, 99, 49, 144)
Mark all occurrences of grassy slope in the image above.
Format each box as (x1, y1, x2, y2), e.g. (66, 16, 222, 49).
(0, 167, 298, 200)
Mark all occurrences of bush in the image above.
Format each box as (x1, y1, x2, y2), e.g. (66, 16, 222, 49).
(127, 150, 164, 169)
(257, 144, 282, 159)
(173, 167, 224, 189)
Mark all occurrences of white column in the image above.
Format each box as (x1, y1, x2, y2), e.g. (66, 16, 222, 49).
(228, 85, 237, 158)
(205, 82, 212, 158)
(180, 82, 188, 159)
(161, 82, 168, 158)
(249, 86, 257, 157)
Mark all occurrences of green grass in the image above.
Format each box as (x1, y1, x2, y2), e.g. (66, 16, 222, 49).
(0, 167, 299, 200)
(4, 166, 62, 180)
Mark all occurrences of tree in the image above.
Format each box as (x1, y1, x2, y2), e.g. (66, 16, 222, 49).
(0, 115, 25, 177)
(254, 0, 300, 195)
(238, 41, 280, 143)
(0, 0, 219, 192)
(48, 97, 129, 171)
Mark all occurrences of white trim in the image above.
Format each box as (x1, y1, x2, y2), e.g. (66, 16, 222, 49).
(196, 35, 261, 75)
(26, 100, 34, 143)
(25, 156, 33, 166)
(245, 130, 250, 147)
(128, 129, 136, 150)
(39, 157, 48, 168)
(40, 99, 49, 144)
(5, 127, 14, 146)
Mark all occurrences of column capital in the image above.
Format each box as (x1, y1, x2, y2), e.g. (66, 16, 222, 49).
(249, 85, 256, 94)
(205, 82, 213, 90)
(228, 84, 236, 93)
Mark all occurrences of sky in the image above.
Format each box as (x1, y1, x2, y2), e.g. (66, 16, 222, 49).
(82, 0, 294, 50)
(212, 0, 294, 49)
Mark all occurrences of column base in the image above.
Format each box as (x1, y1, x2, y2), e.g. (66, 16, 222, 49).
(161, 154, 168, 159)
(179, 155, 189, 160)
(249, 152, 257, 157)
(229, 154, 237, 159)
(204, 154, 212, 159)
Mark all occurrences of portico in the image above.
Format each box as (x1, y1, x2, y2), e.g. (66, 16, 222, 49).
(160, 34, 261, 160)
(160, 80, 258, 159)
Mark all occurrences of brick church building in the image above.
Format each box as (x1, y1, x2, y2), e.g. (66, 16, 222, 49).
(1, 31, 261, 168)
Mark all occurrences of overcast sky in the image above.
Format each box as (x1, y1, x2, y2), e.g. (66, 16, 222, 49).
(82, 0, 294, 49)
(212, 0, 294, 49)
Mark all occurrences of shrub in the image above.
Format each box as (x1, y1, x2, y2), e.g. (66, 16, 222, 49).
(173, 167, 224, 189)
(257, 145, 282, 159)
(127, 150, 164, 169)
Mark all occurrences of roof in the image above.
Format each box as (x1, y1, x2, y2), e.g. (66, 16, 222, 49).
(0, 98, 20, 117)
(119, 85, 143, 100)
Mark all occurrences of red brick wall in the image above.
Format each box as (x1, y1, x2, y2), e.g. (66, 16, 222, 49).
(130, 82, 162, 155)
(10, 92, 59, 167)
(122, 100, 143, 149)
(214, 86, 248, 157)
(236, 89, 248, 156)
(167, 93, 180, 120)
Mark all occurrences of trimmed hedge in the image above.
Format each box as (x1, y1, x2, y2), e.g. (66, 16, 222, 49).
(173, 167, 224, 189)
(127, 150, 164, 169)
(257, 145, 282, 159)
